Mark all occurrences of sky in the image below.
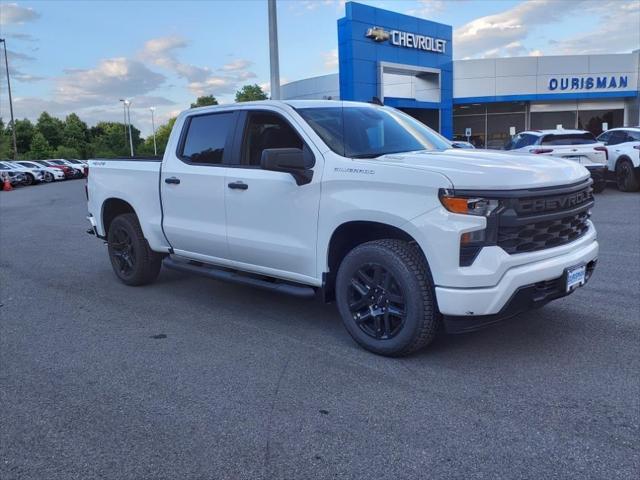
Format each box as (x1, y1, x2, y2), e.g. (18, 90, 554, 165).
(0, 0, 639, 137)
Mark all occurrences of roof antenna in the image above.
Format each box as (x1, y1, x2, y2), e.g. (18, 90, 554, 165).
(370, 96, 383, 106)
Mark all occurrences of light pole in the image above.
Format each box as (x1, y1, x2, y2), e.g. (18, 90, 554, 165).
(267, 0, 281, 100)
(149, 107, 157, 156)
(122, 99, 134, 157)
(119, 98, 127, 148)
(0, 38, 18, 160)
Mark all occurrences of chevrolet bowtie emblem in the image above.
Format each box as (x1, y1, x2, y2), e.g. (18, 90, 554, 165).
(365, 26, 390, 42)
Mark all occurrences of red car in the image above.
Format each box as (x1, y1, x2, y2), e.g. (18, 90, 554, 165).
(35, 160, 75, 179)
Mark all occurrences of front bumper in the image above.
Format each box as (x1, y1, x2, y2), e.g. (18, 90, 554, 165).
(443, 259, 596, 333)
(435, 232, 598, 318)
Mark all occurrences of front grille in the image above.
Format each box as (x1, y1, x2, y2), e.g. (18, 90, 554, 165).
(498, 210, 590, 254)
(495, 180, 594, 255)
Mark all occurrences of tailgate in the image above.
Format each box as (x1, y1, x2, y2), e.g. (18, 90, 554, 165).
(548, 145, 607, 165)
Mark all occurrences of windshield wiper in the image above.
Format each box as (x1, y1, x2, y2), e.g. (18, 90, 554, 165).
(350, 153, 384, 159)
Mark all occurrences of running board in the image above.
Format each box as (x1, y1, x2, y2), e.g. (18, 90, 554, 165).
(163, 257, 316, 299)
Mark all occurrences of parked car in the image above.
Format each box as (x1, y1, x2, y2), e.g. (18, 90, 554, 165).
(14, 161, 65, 182)
(47, 159, 85, 178)
(504, 129, 607, 192)
(0, 161, 44, 185)
(0, 164, 27, 186)
(596, 127, 640, 192)
(87, 100, 598, 357)
(35, 160, 75, 179)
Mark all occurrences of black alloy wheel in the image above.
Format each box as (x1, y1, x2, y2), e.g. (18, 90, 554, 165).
(616, 159, 639, 192)
(24, 174, 34, 186)
(335, 239, 440, 357)
(348, 263, 406, 340)
(109, 226, 136, 276)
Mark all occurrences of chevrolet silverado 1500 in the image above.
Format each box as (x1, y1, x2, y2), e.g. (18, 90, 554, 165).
(87, 100, 598, 356)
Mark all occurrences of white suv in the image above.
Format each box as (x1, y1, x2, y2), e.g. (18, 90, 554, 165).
(597, 127, 640, 191)
(505, 130, 607, 192)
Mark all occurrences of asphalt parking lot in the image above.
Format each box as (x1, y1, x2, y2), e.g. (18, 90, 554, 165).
(1, 180, 638, 480)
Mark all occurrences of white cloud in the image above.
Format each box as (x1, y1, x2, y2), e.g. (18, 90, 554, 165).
(141, 35, 259, 97)
(0, 3, 40, 25)
(54, 57, 166, 107)
(322, 49, 338, 71)
(547, 1, 640, 55)
(407, 0, 446, 18)
(220, 59, 253, 72)
(453, 0, 639, 59)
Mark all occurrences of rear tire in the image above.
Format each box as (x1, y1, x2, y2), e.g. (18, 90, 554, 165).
(107, 213, 162, 286)
(615, 158, 639, 192)
(335, 239, 440, 357)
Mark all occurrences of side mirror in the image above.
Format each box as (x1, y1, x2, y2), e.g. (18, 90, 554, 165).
(261, 147, 315, 186)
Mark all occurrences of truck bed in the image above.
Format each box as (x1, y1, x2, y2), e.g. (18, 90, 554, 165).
(87, 158, 170, 252)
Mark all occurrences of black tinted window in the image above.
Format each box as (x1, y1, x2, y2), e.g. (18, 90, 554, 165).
(181, 112, 234, 164)
(540, 133, 596, 145)
(608, 131, 627, 145)
(242, 112, 302, 166)
(627, 131, 640, 141)
(597, 131, 611, 144)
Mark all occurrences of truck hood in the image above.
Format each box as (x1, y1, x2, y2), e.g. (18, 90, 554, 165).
(375, 149, 590, 190)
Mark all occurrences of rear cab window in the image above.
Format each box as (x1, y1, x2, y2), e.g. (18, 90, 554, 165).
(179, 112, 236, 165)
(540, 133, 597, 146)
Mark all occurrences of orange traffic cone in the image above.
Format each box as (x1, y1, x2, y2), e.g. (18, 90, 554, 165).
(2, 175, 12, 191)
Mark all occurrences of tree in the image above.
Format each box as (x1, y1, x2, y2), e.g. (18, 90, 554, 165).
(54, 145, 81, 159)
(63, 113, 89, 157)
(140, 117, 176, 156)
(28, 132, 52, 159)
(191, 95, 218, 108)
(36, 112, 65, 149)
(0, 119, 12, 159)
(235, 84, 268, 102)
(13, 119, 35, 154)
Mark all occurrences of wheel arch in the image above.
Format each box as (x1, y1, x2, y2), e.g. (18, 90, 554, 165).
(323, 220, 425, 302)
(101, 197, 137, 237)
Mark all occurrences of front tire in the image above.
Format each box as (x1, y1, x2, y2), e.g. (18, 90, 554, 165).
(24, 174, 34, 186)
(107, 213, 162, 286)
(335, 239, 440, 357)
(616, 158, 639, 192)
(43, 172, 53, 183)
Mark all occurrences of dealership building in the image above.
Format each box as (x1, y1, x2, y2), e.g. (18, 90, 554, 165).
(282, 2, 640, 148)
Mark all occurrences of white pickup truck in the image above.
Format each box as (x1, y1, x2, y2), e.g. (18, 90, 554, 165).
(87, 100, 598, 356)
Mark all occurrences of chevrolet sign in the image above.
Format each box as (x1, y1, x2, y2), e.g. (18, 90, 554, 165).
(365, 26, 447, 54)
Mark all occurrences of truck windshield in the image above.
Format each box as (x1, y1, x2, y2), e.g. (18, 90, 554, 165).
(297, 105, 450, 158)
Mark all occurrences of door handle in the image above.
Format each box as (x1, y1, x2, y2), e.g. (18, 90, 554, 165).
(228, 181, 248, 190)
(165, 177, 181, 184)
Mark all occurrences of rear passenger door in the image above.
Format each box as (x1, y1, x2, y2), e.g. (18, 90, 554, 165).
(223, 108, 323, 284)
(161, 110, 238, 261)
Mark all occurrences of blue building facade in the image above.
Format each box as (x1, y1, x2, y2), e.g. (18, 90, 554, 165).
(337, 2, 454, 138)
(282, 2, 639, 147)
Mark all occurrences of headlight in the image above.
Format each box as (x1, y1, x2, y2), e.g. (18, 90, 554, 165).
(439, 189, 500, 217)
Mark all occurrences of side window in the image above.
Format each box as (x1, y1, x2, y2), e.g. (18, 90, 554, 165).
(608, 131, 626, 146)
(241, 112, 303, 167)
(180, 112, 234, 165)
(627, 131, 640, 142)
(514, 134, 537, 149)
(597, 131, 611, 144)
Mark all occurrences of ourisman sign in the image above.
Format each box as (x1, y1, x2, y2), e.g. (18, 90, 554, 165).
(365, 26, 447, 54)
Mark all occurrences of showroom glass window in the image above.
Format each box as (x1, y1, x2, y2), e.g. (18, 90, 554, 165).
(180, 112, 234, 164)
